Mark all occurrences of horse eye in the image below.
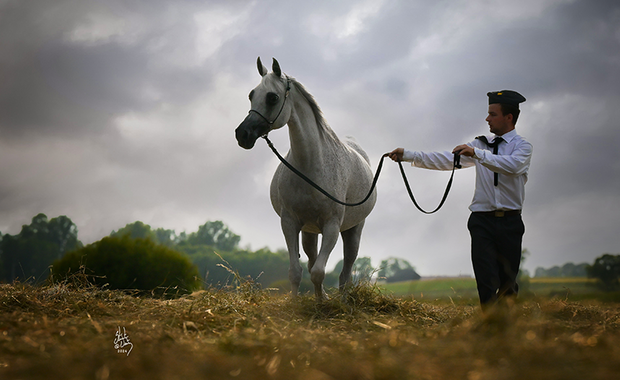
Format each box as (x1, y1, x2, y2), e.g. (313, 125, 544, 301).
(266, 92, 280, 105)
(249, 90, 254, 101)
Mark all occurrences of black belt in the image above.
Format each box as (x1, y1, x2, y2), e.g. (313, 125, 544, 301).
(475, 210, 521, 217)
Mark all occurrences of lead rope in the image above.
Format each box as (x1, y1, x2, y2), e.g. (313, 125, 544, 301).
(262, 135, 385, 207)
(262, 135, 460, 213)
(396, 154, 460, 214)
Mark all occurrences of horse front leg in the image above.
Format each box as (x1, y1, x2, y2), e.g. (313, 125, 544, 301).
(339, 221, 365, 292)
(310, 222, 340, 300)
(281, 215, 302, 296)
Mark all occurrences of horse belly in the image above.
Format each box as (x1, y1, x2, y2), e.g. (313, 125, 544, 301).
(301, 224, 322, 234)
(340, 191, 376, 231)
(340, 154, 377, 230)
(270, 162, 375, 234)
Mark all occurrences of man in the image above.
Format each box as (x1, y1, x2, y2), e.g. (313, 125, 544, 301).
(388, 90, 533, 309)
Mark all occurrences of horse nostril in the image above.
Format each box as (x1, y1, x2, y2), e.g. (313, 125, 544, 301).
(235, 125, 256, 149)
(235, 127, 248, 142)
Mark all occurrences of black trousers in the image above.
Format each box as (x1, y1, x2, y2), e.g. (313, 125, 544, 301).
(467, 212, 525, 305)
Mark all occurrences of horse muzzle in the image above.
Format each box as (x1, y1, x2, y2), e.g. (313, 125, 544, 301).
(235, 113, 270, 149)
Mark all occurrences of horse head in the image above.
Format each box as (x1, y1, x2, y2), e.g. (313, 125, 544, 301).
(235, 57, 291, 149)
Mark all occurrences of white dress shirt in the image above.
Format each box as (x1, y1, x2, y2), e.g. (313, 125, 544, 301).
(402, 129, 533, 212)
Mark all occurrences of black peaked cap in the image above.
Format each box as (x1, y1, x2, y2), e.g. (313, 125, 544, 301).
(487, 90, 526, 108)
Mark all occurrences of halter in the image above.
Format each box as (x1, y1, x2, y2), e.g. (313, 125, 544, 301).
(248, 78, 291, 125)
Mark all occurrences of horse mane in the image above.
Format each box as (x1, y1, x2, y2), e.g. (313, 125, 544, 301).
(287, 75, 341, 143)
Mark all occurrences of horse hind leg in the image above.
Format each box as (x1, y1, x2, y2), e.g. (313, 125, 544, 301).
(339, 221, 365, 291)
(302, 231, 318, 273)
(302, 231, 319, 272)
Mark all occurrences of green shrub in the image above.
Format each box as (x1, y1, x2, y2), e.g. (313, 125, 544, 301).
(587, 253, 620, 291)
(52, 236, 201, 294)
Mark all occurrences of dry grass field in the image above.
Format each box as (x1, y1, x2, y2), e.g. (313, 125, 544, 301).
(1, 278, 620, 380)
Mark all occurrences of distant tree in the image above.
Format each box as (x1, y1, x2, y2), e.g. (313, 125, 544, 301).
(586, 254, 620, 291)
(563, 263, 577, 277)
(353, 257, 375, 281)
(111, 221, 155, 241)
(534, 267, 547, 278)
(154, 227, 178, 246)
(561, 262, 588, 277)
(111, 221, 184, 247)
(534, 262, 589, 278)
(185, 221, 240, 252)
(53, 236, 200, 294)
(0, 213, 82, 283)
(48, 215, 81, 254)
(521, 248, 530, 264)
(378, 257, 421, 283)
(329, 256, 375, 286)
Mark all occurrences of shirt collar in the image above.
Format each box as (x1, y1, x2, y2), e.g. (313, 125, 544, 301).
(495, 129, 518, 143)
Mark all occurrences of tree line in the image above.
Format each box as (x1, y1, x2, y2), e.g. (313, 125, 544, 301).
(0, 213, 421, 292)
(0, 213, 81, 283)
(107, 220, 423, 290)
(1, 213, 618, 292)
(533, 262, 589, 278)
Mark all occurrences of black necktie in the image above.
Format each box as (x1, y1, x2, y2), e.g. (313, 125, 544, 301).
(475, 136, 504, 186)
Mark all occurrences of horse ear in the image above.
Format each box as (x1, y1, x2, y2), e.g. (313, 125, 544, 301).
(272, 58, 282, 77)
(257, 57, 268, 77)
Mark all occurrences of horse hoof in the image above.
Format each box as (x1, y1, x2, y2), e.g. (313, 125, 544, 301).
(315, 292, 329, 302)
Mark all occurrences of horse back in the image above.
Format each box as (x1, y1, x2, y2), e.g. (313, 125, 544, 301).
(343, 136, 371, 165)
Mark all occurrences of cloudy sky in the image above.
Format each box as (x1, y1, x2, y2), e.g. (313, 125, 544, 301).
(1, 0, 619, 277)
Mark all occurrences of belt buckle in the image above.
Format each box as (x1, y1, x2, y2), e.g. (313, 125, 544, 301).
(494, 210, 505, 217)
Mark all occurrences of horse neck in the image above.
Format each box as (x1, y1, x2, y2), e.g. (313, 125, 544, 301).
(286, 94, 339, 167)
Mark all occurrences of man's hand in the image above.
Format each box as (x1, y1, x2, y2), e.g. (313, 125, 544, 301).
(388, 148, 404, 162)
(453, 144, 475, 157)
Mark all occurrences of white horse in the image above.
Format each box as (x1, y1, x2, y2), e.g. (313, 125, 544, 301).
(235, 58, 377, 299)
